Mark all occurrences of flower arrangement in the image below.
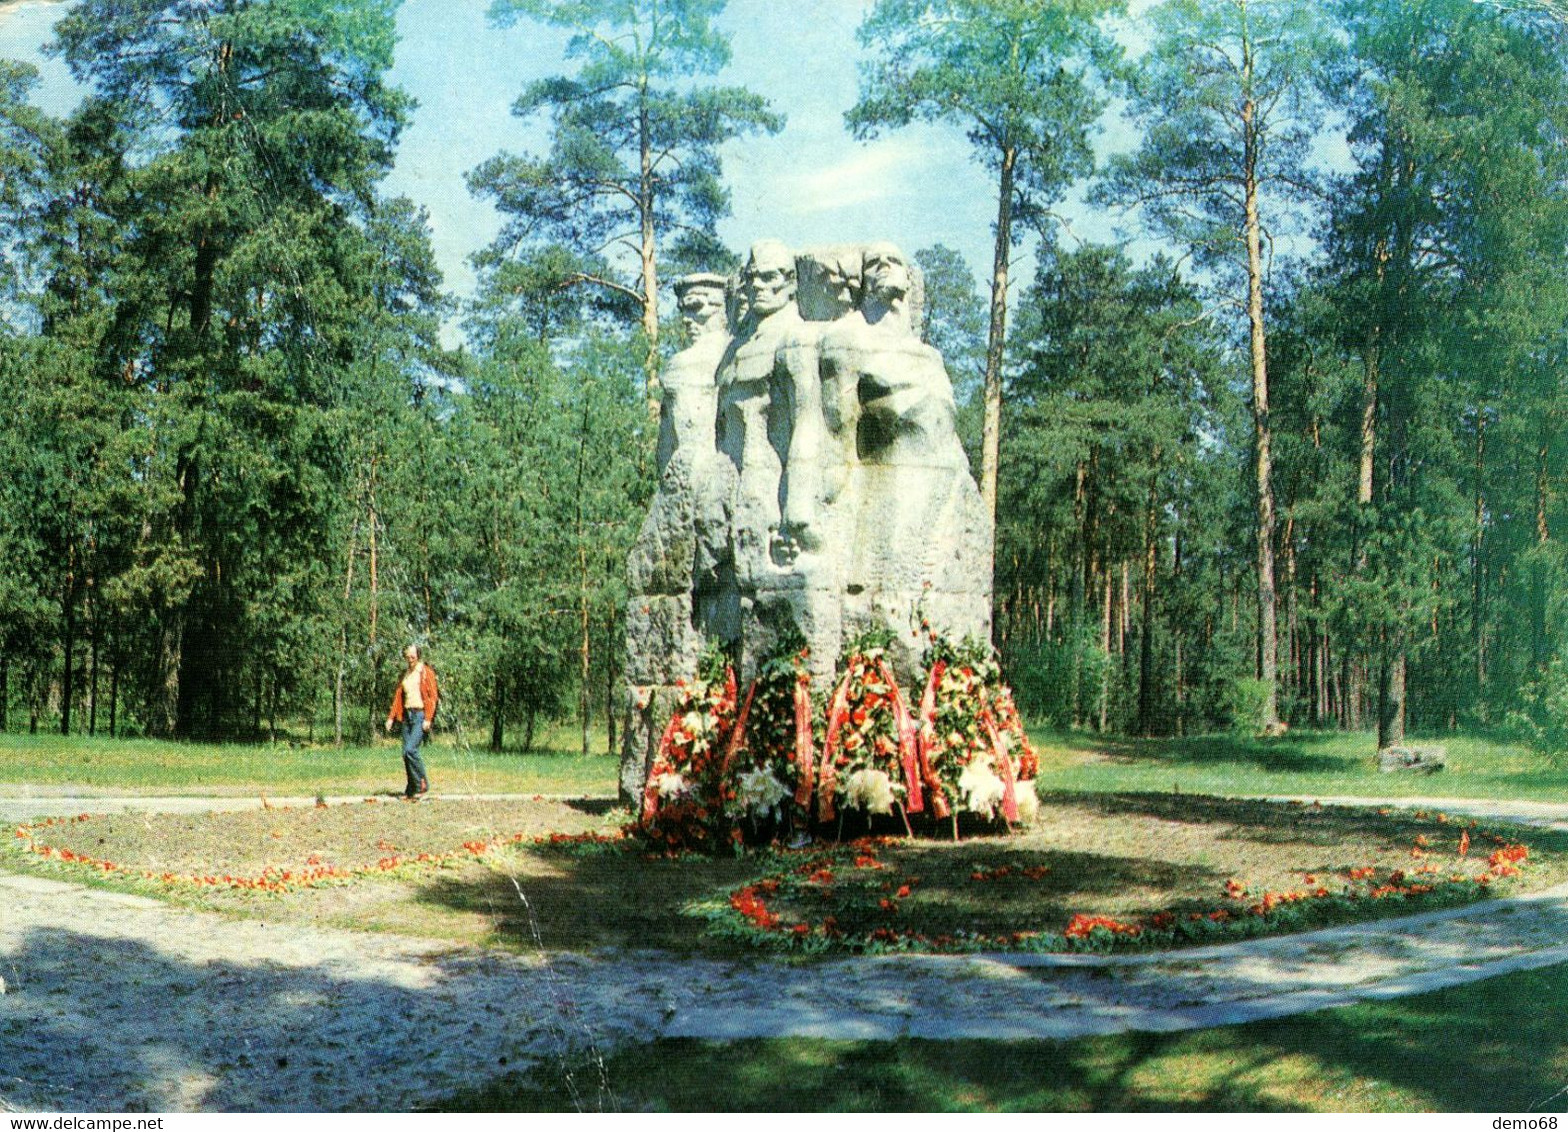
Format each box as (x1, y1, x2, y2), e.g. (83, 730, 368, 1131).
(721, 643, 818, 831)
(818, 631, 924, 825)
(915, 636, 1038, 827)
(639, 646, 740, 852)
(635, 630, 1041, 845)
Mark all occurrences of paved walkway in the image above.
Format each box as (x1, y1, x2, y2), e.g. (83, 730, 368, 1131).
(2, 792, 1567, 1112)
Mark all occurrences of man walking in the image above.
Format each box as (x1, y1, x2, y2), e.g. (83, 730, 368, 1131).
(386, 644, 438, 799)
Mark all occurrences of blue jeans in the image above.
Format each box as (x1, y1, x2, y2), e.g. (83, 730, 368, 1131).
(401, 710, 429, 796)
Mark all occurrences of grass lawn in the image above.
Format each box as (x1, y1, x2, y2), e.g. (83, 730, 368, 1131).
(2, 725, 1558, 807)
(8, 792, 1561, 956)
(0, 729, 618, 796)
(1035, 728, 1568, 803)
(435, 960, 1568, 1111)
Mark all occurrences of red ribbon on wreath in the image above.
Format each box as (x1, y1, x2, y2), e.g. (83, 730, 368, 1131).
(915, 659, 951, 819)
(816, 676, 852, 822)
(641, 709, 688, 822)
(792, 673, 815, 808)
(979, 701, 1020, 823)
(876, 660, 924, 814)
(720, 678, 758, 784)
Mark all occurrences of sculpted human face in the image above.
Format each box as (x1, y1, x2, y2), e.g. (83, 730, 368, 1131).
(822, 258, 859, 317)
(744, 248, 796, 318)
(678, 286, 726, 339)
(863, 245, 910, 303)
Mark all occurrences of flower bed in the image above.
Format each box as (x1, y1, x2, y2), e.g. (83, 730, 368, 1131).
(9, 807, 629, 895)
(693, 819, 1546, 955)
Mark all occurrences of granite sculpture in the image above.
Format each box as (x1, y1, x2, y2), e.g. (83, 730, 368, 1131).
(620, 242, 993, 802)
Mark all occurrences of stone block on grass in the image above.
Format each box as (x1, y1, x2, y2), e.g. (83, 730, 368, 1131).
(1377, 745, 1447, 774)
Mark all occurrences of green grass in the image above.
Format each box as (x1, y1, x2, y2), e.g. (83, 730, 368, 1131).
(438, 960, 1568, 1112)
(3, 724, 1556, 805)
(1035, 728, 1567, 803)
(0, 731, 619, 796)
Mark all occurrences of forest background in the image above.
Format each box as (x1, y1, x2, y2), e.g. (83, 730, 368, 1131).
(0, 0, 1564, 766)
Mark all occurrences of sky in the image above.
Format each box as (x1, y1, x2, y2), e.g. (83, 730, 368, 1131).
(0, 0, 1140, 340)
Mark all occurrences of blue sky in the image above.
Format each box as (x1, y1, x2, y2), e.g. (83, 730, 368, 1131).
(0, 0, 1139, 336)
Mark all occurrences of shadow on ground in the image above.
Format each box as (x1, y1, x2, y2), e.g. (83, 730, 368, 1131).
(437, 960, 1568, 1112)
(410, 838, 1224, 951)
(0, 929, 579, 1112)
(1086, 733, 1350, 775)
(1070, 791, 1568, 855)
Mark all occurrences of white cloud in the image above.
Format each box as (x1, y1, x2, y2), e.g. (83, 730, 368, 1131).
(778, 138, 928, 216)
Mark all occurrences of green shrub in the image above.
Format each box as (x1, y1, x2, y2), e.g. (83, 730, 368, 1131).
(1225, 677, 1274, 735)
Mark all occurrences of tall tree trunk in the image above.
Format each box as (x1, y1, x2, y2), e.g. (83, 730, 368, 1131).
(1098, 566, 1112, 732)
(979, 142, 1017, 576)
(638, 88, 661, 416)
(491, 669, 505, 753)
(108, 642, 118, 738)
(579, 567, 592, 760)
(1284, 516, 1299, 709)
(1472, 410, 1488, 712)
(1138, 470, 1160, 736)
(1119, 561, 1131, 658)
(87, 582, 99, 737)
(1242, 76, 1280, 733)
(335, 515, 359, 747)
(1070, 458, 1088, 625)
(605, 606, 619, 757)
(60, 557, 76, 736)
(367, 464, 380, 744)
(1532, 431, 1553, 673)
(576, 402, 592, 759)
(1359, 343, 1379, 507)
(155, 613, 182, 739)
(1378, 632, 1406, 747)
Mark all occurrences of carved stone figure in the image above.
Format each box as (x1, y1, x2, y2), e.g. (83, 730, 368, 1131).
(656, 273, 729, 475)
(620, 272, 734, 800)
(619, 238, 993, 802)
(708, 241, 814, 650)
(818, 242, 992, 675)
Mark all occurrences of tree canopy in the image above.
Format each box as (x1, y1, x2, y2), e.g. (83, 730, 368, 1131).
(0, 0, 1565, 757)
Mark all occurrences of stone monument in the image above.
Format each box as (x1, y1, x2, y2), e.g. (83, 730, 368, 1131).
(620, 241, 993, 802)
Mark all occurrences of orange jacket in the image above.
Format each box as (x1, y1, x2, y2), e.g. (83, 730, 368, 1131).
(387, 663, 439, 724)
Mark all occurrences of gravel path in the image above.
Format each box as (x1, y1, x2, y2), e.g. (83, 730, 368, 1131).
(3, 792, 1567, 1112)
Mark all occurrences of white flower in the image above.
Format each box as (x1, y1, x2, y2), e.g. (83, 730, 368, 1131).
(654, 772, 693, 800)
(729, 766, 789, 818)
(842, 768, 898, 815)
(958, 761, 1006, 817)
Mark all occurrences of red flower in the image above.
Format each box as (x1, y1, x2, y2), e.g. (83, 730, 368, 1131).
(1064, 913, 1141, 939)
